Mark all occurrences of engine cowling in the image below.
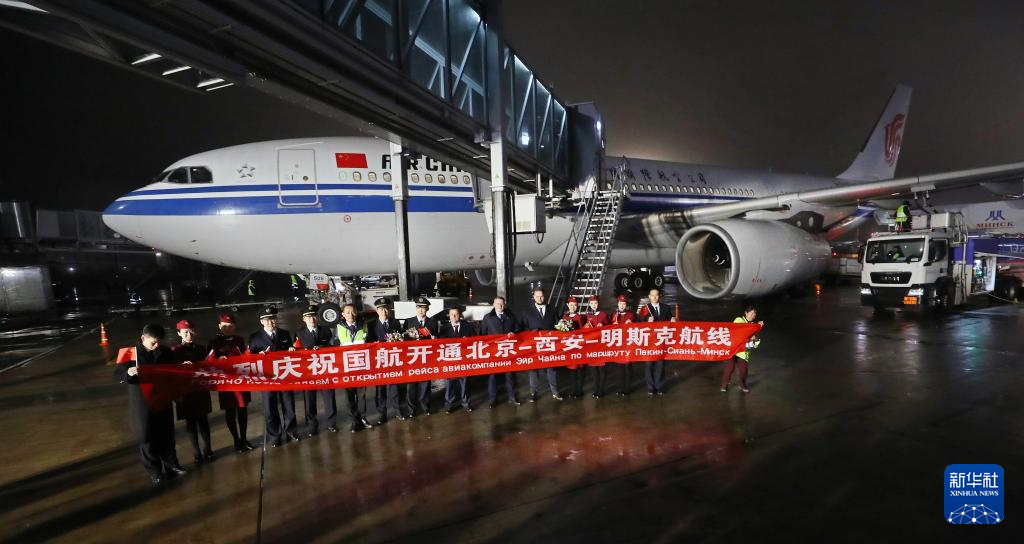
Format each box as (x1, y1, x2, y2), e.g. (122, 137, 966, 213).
(675, 219, 831, 299)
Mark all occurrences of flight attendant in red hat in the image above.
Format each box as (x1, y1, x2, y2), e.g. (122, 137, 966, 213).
(611, 295, 636, 395)
(172, 319, 215, 464)
(561, 297, 586, 398)
(207, 314, 254, 453)
(583, 295, 610, 398)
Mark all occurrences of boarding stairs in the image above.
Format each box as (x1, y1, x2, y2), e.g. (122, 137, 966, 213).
(549, 165, 627, 308)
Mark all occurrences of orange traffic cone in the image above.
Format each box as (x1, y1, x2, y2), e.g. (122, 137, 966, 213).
(99, 323, 110, 347)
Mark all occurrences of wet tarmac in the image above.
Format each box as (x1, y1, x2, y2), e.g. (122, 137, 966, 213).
(1, 284, 1022, 542)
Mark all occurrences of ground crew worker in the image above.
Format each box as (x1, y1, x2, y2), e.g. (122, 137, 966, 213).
(290, 274, 304, 301)
(562, 297, 586, 398)
(247, 306, 299, 447)
(895, 200, 911, 232)
(295, 306, 337, 435)
(334, 303, 372, 432)
(637, 287, 675, 395)
(583, 295, 610, 398)
(114, 323, 187, 485)
(610, 294, 636, 396)
(172, 320, 214, 464)
(521, 287, 561, 402)
(440, 307, 474, 413)
(247, 279, 256, 301)
(368, 298, 406, 423)
(207, 313, 254, 453)
(404, 296, 439, 416)
(721, 305, 763, 393)
(480, 296, 521, 407)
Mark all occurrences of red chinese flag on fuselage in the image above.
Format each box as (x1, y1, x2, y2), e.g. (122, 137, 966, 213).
(335, 153, 368, 169)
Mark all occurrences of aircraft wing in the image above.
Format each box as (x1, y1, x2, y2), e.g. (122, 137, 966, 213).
(681, 162, 1024, 225)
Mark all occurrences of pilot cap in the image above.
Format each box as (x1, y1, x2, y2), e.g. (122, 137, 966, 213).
(259, 306, 278, 319)
(374, 298, 392, 309)
(413, 296, 431, 307)
(301, 306, 318, 317)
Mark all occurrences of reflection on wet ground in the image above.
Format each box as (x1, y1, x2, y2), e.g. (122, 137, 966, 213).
(1, 285, 1022, 542)
(0, 310, 105, 372)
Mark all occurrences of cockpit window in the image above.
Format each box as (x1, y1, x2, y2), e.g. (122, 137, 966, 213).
(164, 166, 213, 184)
(189, 166, 213, 183)
(154, 170, 172, 181)
(167, 168, 189, 184)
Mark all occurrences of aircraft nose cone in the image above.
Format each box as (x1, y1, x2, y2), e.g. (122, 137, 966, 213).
(102, 200, 146, 244)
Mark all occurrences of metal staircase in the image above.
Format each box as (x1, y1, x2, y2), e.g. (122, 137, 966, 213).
(549, 165, 627, 308)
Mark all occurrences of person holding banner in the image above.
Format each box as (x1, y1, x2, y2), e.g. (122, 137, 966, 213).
(480, 296, 521, 407)
(638, 287, 675, 395)
(721, 305, 764, 393)
(171, 320, 215, 465)
(295, 306, 338, 435)
(207, 314, 254, 453)
(562, 297, 587, 398)
(583, 295, 610, 398)
(368, 298, 407, 423)
(521, 287, 562, 403)
(334, 303, 373, 433)
(403, 296, 440, 416)
(247, 306, 300, 447)
(611, 295, 637, 396)
(113, 323, 187, 485)
(440, 307, 475, 413)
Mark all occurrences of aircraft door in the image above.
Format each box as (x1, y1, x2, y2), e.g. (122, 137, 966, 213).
(278, 149, 319, 206)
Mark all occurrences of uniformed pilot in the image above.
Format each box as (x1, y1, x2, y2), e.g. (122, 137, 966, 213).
(368, 298, 406, 423)
(403, 296, 439, 416)
(247, 306, 300, 447)
(295, 306, 338, 435)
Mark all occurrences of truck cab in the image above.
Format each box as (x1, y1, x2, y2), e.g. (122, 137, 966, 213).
(860, 212, 993, 311)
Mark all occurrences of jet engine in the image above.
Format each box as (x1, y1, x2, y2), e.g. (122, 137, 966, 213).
(675, 219, 831, 299)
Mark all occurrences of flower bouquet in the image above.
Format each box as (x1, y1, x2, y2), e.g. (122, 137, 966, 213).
(385, 331, 405, 342)
(554, 319, 573, 332)
(402, 327, 423, 341)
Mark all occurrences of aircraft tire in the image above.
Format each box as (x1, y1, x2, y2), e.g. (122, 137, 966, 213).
(318, 302, 342, 326)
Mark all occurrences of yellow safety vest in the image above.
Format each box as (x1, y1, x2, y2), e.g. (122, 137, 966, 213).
(735, 316, 760, 361)
(895, 204, 910, 223)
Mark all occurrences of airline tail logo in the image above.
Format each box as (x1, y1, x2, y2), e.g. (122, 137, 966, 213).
(884, 114, 906, 166)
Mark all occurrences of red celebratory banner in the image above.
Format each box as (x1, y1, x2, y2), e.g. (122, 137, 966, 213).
(128, 321, 760, 408)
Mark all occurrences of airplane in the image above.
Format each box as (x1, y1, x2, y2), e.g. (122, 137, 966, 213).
(102, 84, 1024, 309)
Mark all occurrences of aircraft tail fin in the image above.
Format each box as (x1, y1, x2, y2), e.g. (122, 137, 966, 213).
(837, 85, 912, 182)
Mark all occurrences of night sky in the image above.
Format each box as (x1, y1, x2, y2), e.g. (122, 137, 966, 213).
(1, 0, 1023, 211)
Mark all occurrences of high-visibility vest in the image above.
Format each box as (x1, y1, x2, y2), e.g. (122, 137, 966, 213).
(336, 322, 368, 345)
(895, 204, 910, 222)
(734, 316, 760, 361)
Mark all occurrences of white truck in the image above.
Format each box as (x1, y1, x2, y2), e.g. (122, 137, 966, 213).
(859, 212, 997, 312)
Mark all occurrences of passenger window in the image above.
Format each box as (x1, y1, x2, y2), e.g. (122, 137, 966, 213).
(166, 168, 188, 184)
(383, 172, 392, 182)
(463, 175, 471, 185)
(425, 174, 433, 183)
(411, 173, 420, 183)
(352, 172, 362, 181)
(188, 167, 213, 183)
(439, 175, 447, 183)
(368, 172, 377, 182)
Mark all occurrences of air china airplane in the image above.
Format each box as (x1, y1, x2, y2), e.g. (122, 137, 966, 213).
(102, 85, 1024, 300)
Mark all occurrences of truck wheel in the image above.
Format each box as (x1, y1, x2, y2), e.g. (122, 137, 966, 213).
(318, 302, 342, 326)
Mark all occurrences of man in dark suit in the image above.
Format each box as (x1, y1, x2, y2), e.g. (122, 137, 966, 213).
(439, 306, 474, 413)
(479, 296, 521, 407)
(247, 306, 300, 447)
(637, 288, 676, 395)
(295, 306, 338, 435)
(367, 297, 407, 423)
(520, 287, 563, 402)
(403, 296, 440, 416)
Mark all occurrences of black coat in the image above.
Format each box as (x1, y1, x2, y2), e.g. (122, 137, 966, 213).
(404, 315, 440, 338)
(640, 302, 674, 322)
(479, 309, 519, 335)
(519, 303, 556, 331)
(439, 319, 476, 339)
(113, 343, 176, 439)
(295, 325, 333, 349)
(247, 328, 294, 353)
(172, 342, 213, 420)
(207, 333, 251, 409)
(367, 316, 404, 343)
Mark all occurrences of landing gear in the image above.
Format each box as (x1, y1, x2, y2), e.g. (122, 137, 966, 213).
(618, 269, 665, 292)
(318, 302, 342, 326)
(614, 273, 630, 291)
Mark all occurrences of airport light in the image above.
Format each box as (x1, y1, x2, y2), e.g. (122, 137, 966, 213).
(205, 82, 234, 92)
(162, 65, 191, 76)
(131, 52, 161, 65)
(519, 131, 531, 147)
(908, 288, 925, 296)
(197, 77, 225, 88)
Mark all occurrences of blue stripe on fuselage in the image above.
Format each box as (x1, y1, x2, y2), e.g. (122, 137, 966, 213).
(126, 183, 472, 197)
(104, 194, 475, 216)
